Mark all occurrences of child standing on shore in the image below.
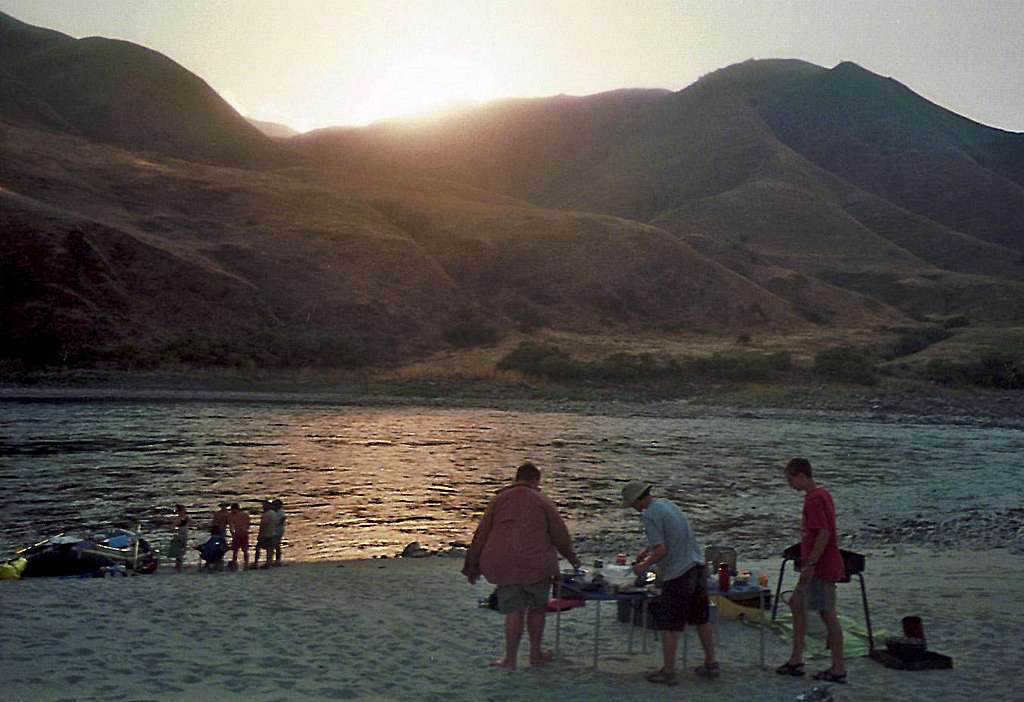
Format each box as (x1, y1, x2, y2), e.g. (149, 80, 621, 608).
(168, 504, 190, 573)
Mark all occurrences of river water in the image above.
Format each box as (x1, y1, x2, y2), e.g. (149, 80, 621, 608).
(2, 392, 1022, 561)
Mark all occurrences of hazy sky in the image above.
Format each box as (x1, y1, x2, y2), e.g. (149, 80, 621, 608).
(3, 0, 1022, 133)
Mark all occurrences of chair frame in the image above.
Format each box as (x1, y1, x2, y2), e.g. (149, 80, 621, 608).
(770, 543, 875, 653)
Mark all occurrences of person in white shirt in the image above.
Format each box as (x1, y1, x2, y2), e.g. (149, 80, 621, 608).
(253, 500, 275, 569)
(271, 498, 286, 566)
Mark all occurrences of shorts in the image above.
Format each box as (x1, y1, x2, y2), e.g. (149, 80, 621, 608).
(650, 565, 710, 631)
(256, 534, 274, 550)
(798, 577, 837, 612)
(166, 534, 188, 559)
(494, 582, 551, 614)
(231, 532, 249, 551)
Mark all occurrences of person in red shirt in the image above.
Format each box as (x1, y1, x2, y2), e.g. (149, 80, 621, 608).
(463, 462, 581, 670)
(776, 457, 847, 684)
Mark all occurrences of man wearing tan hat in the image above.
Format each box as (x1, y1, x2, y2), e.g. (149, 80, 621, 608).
(463, 462, 581, 670)
(622, 480, 717, 686)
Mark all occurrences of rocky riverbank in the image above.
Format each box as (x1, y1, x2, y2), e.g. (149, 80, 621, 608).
(4, 371, 1024, 429)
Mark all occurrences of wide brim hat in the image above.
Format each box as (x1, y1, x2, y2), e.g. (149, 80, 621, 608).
(621, 480, 652, 507)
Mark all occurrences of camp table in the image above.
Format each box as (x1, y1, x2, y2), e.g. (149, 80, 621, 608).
(554, 577, 770, 671)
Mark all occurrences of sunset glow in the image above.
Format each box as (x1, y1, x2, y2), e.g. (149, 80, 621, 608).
(2, 0, 1022, 133)
(353, 55, 502, 124)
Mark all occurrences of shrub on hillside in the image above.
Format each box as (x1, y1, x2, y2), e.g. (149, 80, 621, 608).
(683, 351, 793, 382)
(923, 354, 1023, 389)
(497, 342, 585, 380)
(155, 332, 374, 368)
(886, 326, 952, 359)
(814, 347, 878, 385)
(497, 344, 799, 385)
(942, 315, 970, 329)
(503, 297, 547, 332)
(590, 352, 671, 381)
(444, 320, 501, 348)
(799, 309, 829, 325)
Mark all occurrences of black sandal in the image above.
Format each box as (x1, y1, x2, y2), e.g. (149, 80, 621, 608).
(812, 669, 847, 684)
(775, 662, 805, 676)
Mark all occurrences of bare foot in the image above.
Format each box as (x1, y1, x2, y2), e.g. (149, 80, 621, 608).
(489, 658, 516, 671)
(530, 649, 554, 667)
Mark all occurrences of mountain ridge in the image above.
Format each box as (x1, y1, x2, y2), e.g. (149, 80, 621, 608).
(0, 10, 288, 168)
(2, 10, 1022, 370)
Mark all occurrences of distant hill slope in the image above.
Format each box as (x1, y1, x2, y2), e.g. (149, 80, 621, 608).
(247, 118, 299, 139)
(298, 88, 673, 208)
(1, 121, 820, 366)
(0, 11, 287, 168)
(298, 59, 1024, 252)
(755, 61, 1024, 251)
(299, 59, 1024, 321)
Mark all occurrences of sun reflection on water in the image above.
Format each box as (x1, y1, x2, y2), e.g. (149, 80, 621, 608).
(2, 401, 1022, 562)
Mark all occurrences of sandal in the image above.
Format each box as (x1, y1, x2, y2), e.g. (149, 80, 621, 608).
(775, 661, 805, 676)
(812, 669, 847, 684)
(694, 662, 720, 678)
(644, 669, 679, 686)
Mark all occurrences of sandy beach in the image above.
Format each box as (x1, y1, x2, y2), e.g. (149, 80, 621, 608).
(2, 545, 1021, 701)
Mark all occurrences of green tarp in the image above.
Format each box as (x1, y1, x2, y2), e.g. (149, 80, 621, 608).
(767, 612, 885, 659)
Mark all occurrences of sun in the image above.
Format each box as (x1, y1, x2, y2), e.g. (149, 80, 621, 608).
(366, 55, 500, 123)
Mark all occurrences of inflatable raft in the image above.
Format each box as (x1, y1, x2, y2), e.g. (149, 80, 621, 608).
(9, 528, 159, 578)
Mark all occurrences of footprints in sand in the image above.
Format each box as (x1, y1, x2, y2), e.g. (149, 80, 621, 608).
(7, 557, 1024, 700)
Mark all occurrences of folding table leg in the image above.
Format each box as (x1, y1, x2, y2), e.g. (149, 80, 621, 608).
(641, 598, 649, 654)
(555, 580, 562, 657)
(627, 600, 635, 655)
(759, 588, 766, 669)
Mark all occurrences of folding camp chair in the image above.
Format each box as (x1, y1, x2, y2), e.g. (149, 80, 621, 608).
(771, 543, 875, 653)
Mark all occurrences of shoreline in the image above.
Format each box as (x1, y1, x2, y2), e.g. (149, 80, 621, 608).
(2, 545, 1021, 701)
(4, 374, 1024, 430)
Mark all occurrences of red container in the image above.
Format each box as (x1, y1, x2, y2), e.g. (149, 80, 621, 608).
(902, 616, 926, 641)
(718, 563, 730, 592)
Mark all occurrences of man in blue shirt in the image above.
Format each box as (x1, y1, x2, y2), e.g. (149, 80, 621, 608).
(623, 480, 718, 686)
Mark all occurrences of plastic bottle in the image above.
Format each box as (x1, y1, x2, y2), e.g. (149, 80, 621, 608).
(717, 562, 730, 592)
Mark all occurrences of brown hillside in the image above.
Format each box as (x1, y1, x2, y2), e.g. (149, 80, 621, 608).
(0, 121, 808, 366)
(755, 61, 1024, 250)
(247, 118, 299, 139)
(0, 11, 287, 168)
(299, 58, 1024, 322)
(3, 9, 1023, 369)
